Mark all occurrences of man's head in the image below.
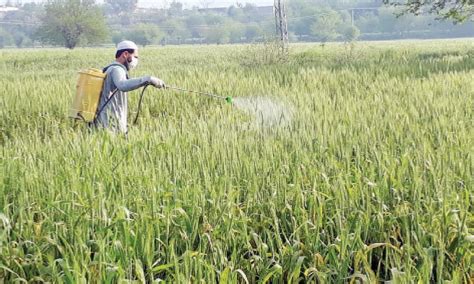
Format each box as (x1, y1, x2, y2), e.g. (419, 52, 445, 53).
(116, 40, 139, 70)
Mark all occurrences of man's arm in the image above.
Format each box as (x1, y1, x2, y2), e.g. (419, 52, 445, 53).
(110, 67, 154, 92)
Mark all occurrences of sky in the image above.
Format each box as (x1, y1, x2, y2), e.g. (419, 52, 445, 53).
(138, 0, 274, 8)
(3, 0, 275, 9)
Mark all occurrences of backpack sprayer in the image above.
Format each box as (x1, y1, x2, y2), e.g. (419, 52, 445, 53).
(69, 68, 105, 122)
(69, 68, 233, 124)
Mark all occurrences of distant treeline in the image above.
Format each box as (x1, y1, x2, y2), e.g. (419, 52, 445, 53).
(0, 0, 473, 48)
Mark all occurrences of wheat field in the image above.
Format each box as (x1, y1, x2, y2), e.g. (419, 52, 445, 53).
(1, 40, 473, 282)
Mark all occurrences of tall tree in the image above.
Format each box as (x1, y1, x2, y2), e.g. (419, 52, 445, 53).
(383, 0, 474, 22)
(104, 0, 138, 15)
(168, 1, 183, 17)
(244, 22, 263, 42)
(38, 0, 107, 49)
(310, 7, 343, 43)
(2, 5, 42, 47)
(126, 24, 163, 47)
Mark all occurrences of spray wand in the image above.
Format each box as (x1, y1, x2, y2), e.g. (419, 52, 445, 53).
(166, 85, 233, 104)
(133, 84, 233, 124)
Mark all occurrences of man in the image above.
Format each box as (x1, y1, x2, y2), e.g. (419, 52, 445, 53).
(95, 40, 165, 134)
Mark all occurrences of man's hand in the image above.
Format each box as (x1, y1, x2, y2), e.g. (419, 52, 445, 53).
(149, 77, 166, 89)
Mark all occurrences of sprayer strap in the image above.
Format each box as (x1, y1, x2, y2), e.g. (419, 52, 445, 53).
(93, 64, 128, 125)
(94, 88, 119, 123)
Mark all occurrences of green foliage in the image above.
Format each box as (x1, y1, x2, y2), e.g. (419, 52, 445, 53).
(204, 25, 230, 44)
(111, 31, 124, 45)
(161, 19, 190, 44)
(288, 0, 320, 37)
(2, 0, 473, 47)
(186, 14, 207, 38)
(341, 25, 360, 42)
(288, 1, 360, 43)
(38, 0, 108, 49)
(383, 0, 474, 22)
(0, 40, 473, 282)
(288, 0, 474, 42)
(310, 6, 343, 43)
(104, 0, 137, 15)
(0, 4, 42, 48)
(228, 22, 245, 43)
(244, 22, 263, 42)
(13, 32, 27, 48)
(0, 28, 13, 48)
(126, 23, 163, 47)
(168, 1, 184, 17)
(227, 5, 244, 19)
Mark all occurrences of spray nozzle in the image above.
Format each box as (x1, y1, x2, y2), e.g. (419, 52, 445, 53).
(225, 96, 233, 104)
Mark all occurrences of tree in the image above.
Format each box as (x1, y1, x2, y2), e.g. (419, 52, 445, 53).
(2, 4, 42, 47)
(310, 7, 343, 43)
(227, 5, 243, 19)
(336, 10, 360, 42)
(243, 3, 257, 13)
(161, 19, 189, 44)
(104, 0, 137, 15)
(383, 0, 474, 22)
(341, 25, 360, 42)
(168, 1, 183, 17)
(242, 3, 261, 22)
(13, 32, 26, 48)
(287, 0, 320, 38)
(186, 15, 206, 38)
(126, 24, 163, 47)
(244, 22, 263, 42)
(205, 25, 230, 44)
(203, 17, 232, 44)
(356, 14, 380, 34)
(38, 0, 108, 49)
(111, 31, 125, 45)
(0, 28, 14, 48)
(228, 22, 245, 43)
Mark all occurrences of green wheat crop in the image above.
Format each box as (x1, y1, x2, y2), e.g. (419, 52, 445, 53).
(1, 40, 473, 283)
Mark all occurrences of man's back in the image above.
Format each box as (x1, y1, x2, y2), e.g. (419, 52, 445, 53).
(96, 63, 129, 133)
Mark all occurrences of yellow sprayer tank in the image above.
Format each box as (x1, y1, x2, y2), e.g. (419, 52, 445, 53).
(69, 68, 106, 122)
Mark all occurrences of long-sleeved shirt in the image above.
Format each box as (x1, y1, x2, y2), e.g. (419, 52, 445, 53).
(95, 62, 152, 133)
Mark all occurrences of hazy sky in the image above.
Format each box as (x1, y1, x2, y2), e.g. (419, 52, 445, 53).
(6, 0, 275, 9)
(138, 0, 274, 8)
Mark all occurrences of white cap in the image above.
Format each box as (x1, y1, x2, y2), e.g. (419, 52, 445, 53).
(116, 40, 138, 51)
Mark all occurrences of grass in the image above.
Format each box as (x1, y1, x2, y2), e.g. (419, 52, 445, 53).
(0, 40, 473, 283)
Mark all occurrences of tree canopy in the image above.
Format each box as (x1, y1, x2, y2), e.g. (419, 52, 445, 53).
(0, 0, 473, 48)
(38, 0, 107, 49)
(104, 0, 138, 15)
(383, 0, 474, 22)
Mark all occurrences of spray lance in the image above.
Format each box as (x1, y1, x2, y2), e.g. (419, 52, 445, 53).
(133, 84, 233, 124)
(165, 86, 233, 104)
